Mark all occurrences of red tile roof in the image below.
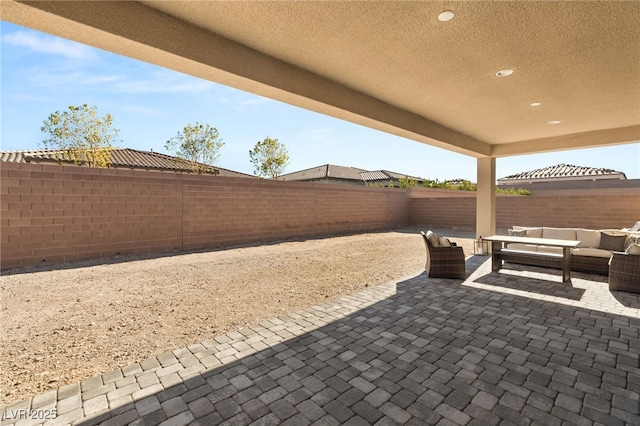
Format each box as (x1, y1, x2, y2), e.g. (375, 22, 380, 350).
(0, 148, 255, 178)
(279, 164, 424, 183)
(498, 163, 626, 183)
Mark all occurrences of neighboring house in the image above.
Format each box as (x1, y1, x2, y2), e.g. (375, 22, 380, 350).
(497, 163, 636, 191)
(278, 164, 426, 186)
(0, 148, 255, 178)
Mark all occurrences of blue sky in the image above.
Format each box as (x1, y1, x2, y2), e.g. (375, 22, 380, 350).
(2, 22, 639, 181)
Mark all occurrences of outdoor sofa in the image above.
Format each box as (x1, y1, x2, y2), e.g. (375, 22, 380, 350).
(504, 226, 640, 276)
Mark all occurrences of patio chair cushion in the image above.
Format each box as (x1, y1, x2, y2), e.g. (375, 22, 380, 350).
(598, 233, 627, 252)
(626, 243, 640, 255)
(438, 236, 452, 247)
(625, 235, 640, 251)
(425, 230, 440, 247)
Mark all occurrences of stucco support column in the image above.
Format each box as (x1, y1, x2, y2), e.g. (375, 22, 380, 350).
(476, 157, 496, 239)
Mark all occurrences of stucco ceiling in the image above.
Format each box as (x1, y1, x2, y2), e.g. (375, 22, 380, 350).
(3, 1, 639, 158)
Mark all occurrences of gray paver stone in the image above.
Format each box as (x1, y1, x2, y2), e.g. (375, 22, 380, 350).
(100, 409, 138, 426)
(310, 415, 341, 426)
(158, 411, 195, 426)
(106, 383, 140, 402)
(323, 400, 354, 423)
(297, 399, 326, 422)
(215, 398, 242, 419)
(241, 399, 269, 421)
(31, 391, 57, 409)
(471, 391, 499, 411)
(84, 395, 109, 416)
(379, 401, 412, 424)
(57, 394, 81, 415)
(249, 413, 280, 426)
(555, 393, 583, 413)
(161, 397, 189, 418)
(281, 413, 311, 426)
(187, 397, 215, 419)
(134, 396, 161, 417)
(269, 399, 298, 421)
(101, 370, 124, 385)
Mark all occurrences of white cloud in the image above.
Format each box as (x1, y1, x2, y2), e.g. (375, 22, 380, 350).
(27, 67, 122, 88)
(24, 67, 214, 95)
(111, 70, 217, 94)
(2, 30, 95, 59)
(240, 96, 273, 107)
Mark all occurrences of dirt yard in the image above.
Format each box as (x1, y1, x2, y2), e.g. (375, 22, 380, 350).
(0, 228, 474, 407)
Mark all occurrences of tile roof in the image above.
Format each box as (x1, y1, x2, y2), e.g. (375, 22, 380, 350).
(498, 163, 626, 182)
(0, 148, 255, 178)
(280, 164, 424, 183)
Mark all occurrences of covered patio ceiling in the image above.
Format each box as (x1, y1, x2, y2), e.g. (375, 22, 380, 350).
(4, 1, 639, 160)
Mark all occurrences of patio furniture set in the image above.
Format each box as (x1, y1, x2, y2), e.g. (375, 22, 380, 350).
(421, 223, 640, 294)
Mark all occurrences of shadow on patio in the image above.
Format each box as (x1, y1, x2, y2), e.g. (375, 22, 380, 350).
(2, 256, 639, 426)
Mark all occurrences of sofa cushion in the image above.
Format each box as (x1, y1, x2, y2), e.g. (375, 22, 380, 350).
(511, 226, 543, 238)
(542, 227, 577, 240)
(537, 245, 563, 254)
(573, 248, 615, 258)
(598, 233, 627, 252)
(576, 229, 601, 248)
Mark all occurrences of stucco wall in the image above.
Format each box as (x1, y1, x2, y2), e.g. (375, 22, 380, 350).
(1, 163, 409, 270)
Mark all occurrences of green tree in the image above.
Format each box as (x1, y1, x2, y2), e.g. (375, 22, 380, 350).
(249, 137, 290, 179)
(41, 104, 121, 168)
(399, 176, 418, 188)
(165, 122, 224, 173)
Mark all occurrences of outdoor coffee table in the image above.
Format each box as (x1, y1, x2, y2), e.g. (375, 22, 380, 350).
(483, 235, 581, 282)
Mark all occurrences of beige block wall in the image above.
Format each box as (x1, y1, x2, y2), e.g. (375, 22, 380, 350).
(3, 163, 639, 270)
(408, 187, 640, 232)
(1, 162, 409, 269)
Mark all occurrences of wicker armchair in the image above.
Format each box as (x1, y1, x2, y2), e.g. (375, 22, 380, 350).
(608, 252, 640, 294)
(421, 231, 466, 279)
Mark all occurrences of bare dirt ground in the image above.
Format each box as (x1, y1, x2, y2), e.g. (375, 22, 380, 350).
(0, 228, 474, 407)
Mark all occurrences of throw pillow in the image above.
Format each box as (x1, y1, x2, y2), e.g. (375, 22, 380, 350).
(598, 233, 627, 252)
(626, 243, 640, 256)
(438, 236, 452, 247)
(426, 230, 440, 247)
(624, 235, 639, 251)
(508, 229, 527, 237)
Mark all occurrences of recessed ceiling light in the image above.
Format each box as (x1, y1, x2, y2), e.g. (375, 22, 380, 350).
(438, 11, 455, 22)
(530, 102, 542, 107)
(548, 120, 561, 125)
(495, 69, 514, 77)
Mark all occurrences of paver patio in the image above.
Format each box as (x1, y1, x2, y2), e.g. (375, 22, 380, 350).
(2, 256, 639, 426)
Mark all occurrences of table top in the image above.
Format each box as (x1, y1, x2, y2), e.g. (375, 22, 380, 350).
(483, 235, 581, 248)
